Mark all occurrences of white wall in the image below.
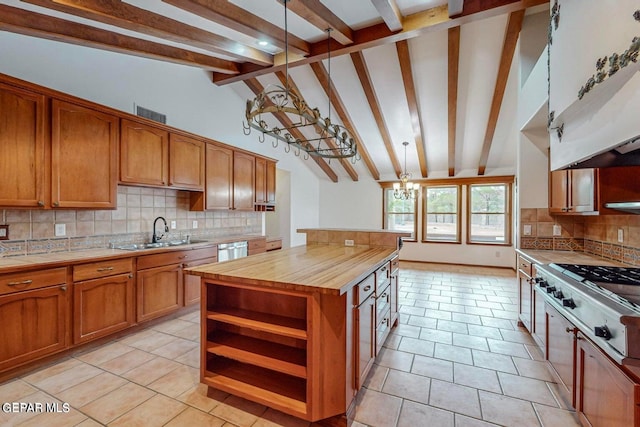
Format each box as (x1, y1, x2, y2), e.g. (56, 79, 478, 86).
(0, 32, 321, 245)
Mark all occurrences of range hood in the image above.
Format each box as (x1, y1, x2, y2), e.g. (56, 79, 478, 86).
(567, 135, 640, 169)
(604, 202, 640, 214)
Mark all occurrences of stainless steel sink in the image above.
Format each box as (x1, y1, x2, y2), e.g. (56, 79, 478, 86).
(112, 239, 209, 251)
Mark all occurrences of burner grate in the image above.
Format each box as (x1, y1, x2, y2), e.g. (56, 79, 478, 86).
(553, 264, 640, 286)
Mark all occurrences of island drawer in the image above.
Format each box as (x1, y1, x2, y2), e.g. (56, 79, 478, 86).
(0, 267, 67, 296)
(375, 263, 390, 291)
(376, 308, 391, 354)
(376, 284, 391, 320)
(73, 258, 133, 281)
(518, 255, 532, 276)
(354, 273, 375, 306)
(390, 256, 399, 273)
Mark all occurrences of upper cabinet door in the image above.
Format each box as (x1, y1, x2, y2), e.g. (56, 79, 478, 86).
(51, 100, 118, 209)
(0, 83, 46, 208)
(255, 157, 267, 204)
(203, 143, 233, 210)
(266, 160, 276, 204)
(169, 133, 205, 191)
(233, 151, 255, 211)
(569, 169, 595, 213)
(120, 119, 169, 187)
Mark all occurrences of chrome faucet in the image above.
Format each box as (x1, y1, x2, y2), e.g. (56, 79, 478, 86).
(152, 216, 168, 243)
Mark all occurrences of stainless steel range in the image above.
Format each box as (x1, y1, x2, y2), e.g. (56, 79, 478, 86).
(535, 263, 640, 365)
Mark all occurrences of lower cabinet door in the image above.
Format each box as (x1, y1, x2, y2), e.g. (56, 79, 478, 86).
(74, 273, 135, 344)
(137, 264, 183, 322)
(546, 304, 576, 407)
(183, 257, 215, 306)
(576, 332, 640, 427)
(355, 293, 375, 390)
(0, 285, 69, 371)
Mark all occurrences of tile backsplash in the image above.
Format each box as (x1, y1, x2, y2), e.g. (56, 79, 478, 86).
(0, 185, 262, 257)
(520, 207, 640, 266)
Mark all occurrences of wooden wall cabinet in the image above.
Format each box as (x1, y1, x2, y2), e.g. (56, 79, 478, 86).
(549, 169, 596, 214)
(576, 331, 640, 427)
(0, 268, 69, 372)
(72, 258, 135, 344)
(0, 83, 46, 208)
(169, 133, 205, 191)
(120, 118, 169, 187)
(255, 158, 277, 210)
(233, 151, 255, 211)
(192, 143, 234, 210)
(51, 99, 119, 209)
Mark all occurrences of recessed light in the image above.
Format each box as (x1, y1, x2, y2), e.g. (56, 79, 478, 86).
(257, 40, 269, 47)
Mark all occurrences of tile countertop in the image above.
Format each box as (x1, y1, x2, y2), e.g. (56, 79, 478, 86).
(0, 234, 269, 273)
(516, 249, 625, 267)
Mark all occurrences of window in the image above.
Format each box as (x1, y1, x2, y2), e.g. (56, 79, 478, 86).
(383, 189, 417, 240)
(424, 185, 460, 243)
(468, 183, 510, 244)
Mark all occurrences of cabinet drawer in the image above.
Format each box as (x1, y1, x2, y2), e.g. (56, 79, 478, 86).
(266, 240, 282, 251)
(518, 255, 532, 276)
(189, 246, 218, 261)
(73, 258, 133, 282)
(354, 273, 375, 306)
(138, 251, 187, 269)
(248, 238, 266, 251)
(376, 285, 391, 320)
(376, 308, 392, 354)
(0, 267, 67, 296)
(390, 256, 399, 273)
(375, 263, 390, 291)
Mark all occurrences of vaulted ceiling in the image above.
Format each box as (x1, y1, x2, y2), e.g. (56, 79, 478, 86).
(0, 0, 549, 182)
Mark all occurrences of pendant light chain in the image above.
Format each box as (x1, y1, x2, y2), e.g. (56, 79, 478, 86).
(327, 28, 332, 121)
(284, 0, 289, 95)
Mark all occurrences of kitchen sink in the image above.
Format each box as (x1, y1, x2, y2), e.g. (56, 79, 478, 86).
(112, 239, 210, 251)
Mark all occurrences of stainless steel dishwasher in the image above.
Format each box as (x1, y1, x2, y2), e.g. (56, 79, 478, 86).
(217, 241, 248, 262)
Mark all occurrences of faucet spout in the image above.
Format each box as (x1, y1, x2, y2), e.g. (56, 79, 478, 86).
(152, 216, 169, 243)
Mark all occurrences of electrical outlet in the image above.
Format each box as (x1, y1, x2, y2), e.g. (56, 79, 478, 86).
(344, 239, 354, 246)
(170, 220, 177, 230)
(523, 224, 532, 236)
(192, 220, 198, 229)
(553, 225, 562, 236)
(54, 223, 66, 237)
(618, 228, 624, 243)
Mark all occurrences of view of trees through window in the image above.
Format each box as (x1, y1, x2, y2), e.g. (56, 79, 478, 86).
(425, 186, 458, 242)
(469, 184, 508, 243)
(384, 189, 416, 239)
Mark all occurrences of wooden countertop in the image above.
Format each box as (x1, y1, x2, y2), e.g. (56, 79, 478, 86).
(187, 244, 398, 295)
(516, 249, 625, 266)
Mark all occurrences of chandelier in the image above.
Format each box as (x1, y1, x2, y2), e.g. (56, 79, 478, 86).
(393, 142, 418, 200)
(243, 0, 357, 159)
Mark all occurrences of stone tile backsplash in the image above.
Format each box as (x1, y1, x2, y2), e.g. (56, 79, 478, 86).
(519, 207, 640, 266)
(0, 185, 263, 257)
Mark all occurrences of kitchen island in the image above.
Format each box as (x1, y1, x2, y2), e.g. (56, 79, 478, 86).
(187, 230, 408, 425)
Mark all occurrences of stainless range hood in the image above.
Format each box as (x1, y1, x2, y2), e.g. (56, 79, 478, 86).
(604, 202, 640, 214)
(567, 135, 640, 169)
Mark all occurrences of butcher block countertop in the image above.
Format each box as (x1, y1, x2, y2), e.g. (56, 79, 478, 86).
(187, 244, 398, 295)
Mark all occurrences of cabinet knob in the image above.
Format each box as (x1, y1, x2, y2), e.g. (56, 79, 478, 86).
(61, 285, 67, 292)
(363, 285, 371, 292)
(37, 200, 44, 207)
(53, 201, 60, 207)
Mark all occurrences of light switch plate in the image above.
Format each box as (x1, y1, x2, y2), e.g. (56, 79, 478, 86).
(192, 220, 198, 229)
(618, 228, 624, 243)
(170, 220, 177, 230)
(553, 225, 562, 236)
(523, 224, 532, 236)
(55, 223, 66, 237)
(344, 239, 354, 246)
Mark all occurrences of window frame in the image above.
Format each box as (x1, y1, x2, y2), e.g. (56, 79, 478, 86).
(382, 188, 418, 242)
(422, 184, 461, 244)
(466, 182, 512, 246)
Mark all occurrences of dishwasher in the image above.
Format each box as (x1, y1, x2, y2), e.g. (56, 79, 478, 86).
(217, 241, 248, 262)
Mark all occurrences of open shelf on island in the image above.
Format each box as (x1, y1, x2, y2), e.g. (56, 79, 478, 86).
(206, 331, 307, 378)
(203, 356, 307, 417)
(207, 308, 307, 340)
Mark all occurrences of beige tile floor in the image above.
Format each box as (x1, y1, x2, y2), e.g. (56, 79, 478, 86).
(0, 262, 581, 427)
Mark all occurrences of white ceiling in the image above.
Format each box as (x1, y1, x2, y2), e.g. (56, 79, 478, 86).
(0, 0, 548, 181)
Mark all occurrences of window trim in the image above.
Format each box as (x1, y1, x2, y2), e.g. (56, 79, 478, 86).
(382, 188, 418, 242)
(466, 182, 512, 246)
(422, 184, 461, 244)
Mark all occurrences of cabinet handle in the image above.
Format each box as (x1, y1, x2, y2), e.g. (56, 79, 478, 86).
(97, 267, 114, 272)
(37, 200, 44, 207)
(363, 285, 371, 292)
(7, 279, 33, 286)
(565, 327, 574, 333)
(179, 255, 187, 259)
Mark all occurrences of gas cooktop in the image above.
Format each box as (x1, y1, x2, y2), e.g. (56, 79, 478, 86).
(551, 263, 640, 286)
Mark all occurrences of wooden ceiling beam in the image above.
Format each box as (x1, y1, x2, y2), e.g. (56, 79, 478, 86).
(309, 62, 381, 181)
(274, 71, 359, 181)
(370, 0, 403, 32)
(396, 40, 428, 178)
(243, 78, 339, 183)
(285, 0, 354, 45)
(477, 10, 524, 175)
(163, 0, 310, 56)
(213, 0, 547, 85)
(350, 52, 402, 179)
(21, 0, 272, 66)
(0, 4, 239, 74)
(447, 26, 460, 177)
